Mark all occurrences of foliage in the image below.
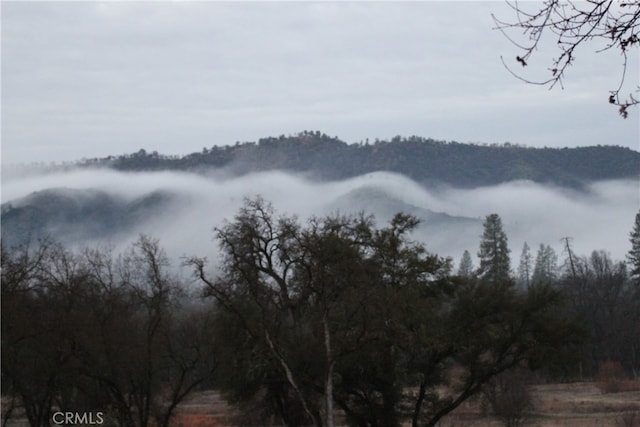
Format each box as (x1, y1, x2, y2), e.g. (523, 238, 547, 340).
(628, 210, 640, 286)
(532, 244, 558, 285)
(189, 198, 582, 427)
(477, 214, 511, 284)
(457, 249, 474, 277)
(517, 242, 532, 289)
(57, 132, 640, 189)
(4, 199, 637, 425)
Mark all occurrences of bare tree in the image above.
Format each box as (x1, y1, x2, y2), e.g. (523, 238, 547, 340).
(96, 235, 217, 427)
(482, 368, 534, 427)
(188, 197, 323, 426)
(1, 237, 217, 427)
(1, 238, 61, 427)
(493, 0, 639, 117)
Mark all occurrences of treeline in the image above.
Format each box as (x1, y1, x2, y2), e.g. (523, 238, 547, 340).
(460, 215, 640, 380)
(33, 131, 640, 188)
(2, 201, 639, 426)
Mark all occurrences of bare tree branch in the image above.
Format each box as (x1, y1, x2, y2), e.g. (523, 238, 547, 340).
(493, 0, 640, 117)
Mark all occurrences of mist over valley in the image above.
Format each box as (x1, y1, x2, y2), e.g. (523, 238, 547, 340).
(2, 150, 638, 268)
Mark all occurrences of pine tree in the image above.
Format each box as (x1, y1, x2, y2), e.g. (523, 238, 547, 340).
(477, 213, 511, 283)
(532, 244, 558, 285)
(628, 210, 640, 285)
(458, 250, 474, 277)
(517, 242, 532, 288)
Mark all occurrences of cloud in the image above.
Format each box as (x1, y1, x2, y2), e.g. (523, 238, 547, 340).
(2, 2, 637, 165)
(433, 179, 639, 264)
(2, 169, 637, 270)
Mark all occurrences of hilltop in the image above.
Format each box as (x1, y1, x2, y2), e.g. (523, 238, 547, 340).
(13, 131, 638, 189)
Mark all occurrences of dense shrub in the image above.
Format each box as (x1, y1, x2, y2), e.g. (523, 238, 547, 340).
(596, 360, 628, 394)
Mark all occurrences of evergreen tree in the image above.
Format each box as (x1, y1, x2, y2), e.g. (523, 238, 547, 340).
(628, 210, 640, 286)
(477, 213, 511, 283)
(517, 242, 532, 288)
(532, 244, 558, 285)
(457, 250, 474, 277)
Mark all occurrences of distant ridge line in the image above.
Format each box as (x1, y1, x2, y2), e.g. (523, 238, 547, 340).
(8, 132, 640, 189)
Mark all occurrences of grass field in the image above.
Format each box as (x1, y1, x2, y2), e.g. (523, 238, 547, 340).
(3, 381, 639, 426)
(169, 381, 640, 426)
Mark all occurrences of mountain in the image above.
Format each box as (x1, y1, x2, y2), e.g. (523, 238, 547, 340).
(325, 185, 481, 255)
(2, 132, 638, 259)
(327, 186, 476, 227)
(0, 188, 180, 249)
(1, 181, 482, 254)
(9, 132, 638, 189)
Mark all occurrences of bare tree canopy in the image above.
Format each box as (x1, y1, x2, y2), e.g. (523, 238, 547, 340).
(493, 0, 640, 118)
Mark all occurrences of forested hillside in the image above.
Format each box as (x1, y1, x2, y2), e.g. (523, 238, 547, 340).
(58, 131, 640, 188)
(0, 189, 179, 248)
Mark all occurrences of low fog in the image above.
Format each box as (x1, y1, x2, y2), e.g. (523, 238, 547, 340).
(2, 169, 638, 271)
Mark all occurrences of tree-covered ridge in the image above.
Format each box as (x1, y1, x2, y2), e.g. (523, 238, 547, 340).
(0, 188, 179, 249)
(70, 131, 639, 188)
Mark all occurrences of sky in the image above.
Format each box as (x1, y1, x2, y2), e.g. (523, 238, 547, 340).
(2, 1, 639, 165)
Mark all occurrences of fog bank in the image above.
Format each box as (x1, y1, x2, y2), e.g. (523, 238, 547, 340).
(2, 169, 637, 269)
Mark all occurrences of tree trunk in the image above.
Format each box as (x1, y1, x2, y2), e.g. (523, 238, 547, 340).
(412, 379, 427, 427)
(264, 330, 319, 426)
(323, 312, 335, 427)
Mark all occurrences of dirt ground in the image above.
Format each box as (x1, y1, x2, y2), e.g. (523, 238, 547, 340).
(170, 381, 640, 426)
(439, 382, 640, 427)
(3, 382, 639, 426)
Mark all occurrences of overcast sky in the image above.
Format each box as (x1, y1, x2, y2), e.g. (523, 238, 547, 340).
(2, 1, 639, 165)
